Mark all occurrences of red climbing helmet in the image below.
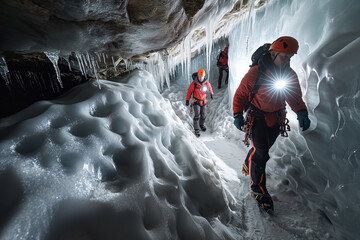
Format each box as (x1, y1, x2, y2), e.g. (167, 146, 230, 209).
(269, 36, 299, 54)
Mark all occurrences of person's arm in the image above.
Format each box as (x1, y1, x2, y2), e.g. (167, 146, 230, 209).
(232, 66, 258, 114)
(206, 81, 214, 97)
(286, 71, 307, 112)
(186, 82, 195, 101)
(286, 70, 310, 131)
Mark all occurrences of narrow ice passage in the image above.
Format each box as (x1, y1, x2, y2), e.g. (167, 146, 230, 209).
(162, 78, 340, 239)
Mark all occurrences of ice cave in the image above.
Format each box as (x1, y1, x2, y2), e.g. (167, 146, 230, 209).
(0, 0, 359, 239)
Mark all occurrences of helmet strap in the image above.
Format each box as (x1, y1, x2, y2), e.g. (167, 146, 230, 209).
(272, 52, 280, 62)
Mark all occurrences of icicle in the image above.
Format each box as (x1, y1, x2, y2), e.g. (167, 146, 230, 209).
(0, 57, 11, 85)
(112, 56, 116, 71)
(245, 0, 256, 55)
(75, 52, 87, 78)
(181, 32, 193, 83)
(205, 21, 215, 77)
(89, 53, 101, 90)
(123, 59, 129, 70)
(96, 52, 101, 62)
(44, 51, 63, 88)
(180, 40, 185, 77)
(14, 70, 25, 89)
(64, 55, 72, 71)
(238, 0, 244, 17)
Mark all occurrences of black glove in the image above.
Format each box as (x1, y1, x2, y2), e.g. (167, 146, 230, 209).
(210, 95, 213, 99)
(233, 113, 244, 130)
(186, 100, 189, 106)
(297, 110, 310, 131)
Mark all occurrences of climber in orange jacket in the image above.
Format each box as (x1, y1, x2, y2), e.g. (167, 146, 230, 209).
(232, 36, 310, 211)
(216, 44, 229, 89)
(186, 69, 214, 137)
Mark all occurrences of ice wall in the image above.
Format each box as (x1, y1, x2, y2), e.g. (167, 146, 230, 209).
(228, 0, 360, 238)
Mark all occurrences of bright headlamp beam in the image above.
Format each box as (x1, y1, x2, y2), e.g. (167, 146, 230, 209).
(274, 79, 287, 90)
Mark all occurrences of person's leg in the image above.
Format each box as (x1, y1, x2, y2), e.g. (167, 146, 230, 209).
(225, 68, 229, 84)
(193, 104, 201, 130)
(218, 68, 223, 88)
(248, 119, 272, 194)
(260, 123, 280, 189)
(199, 104, 206, 127)
(242, 148, 253, 175)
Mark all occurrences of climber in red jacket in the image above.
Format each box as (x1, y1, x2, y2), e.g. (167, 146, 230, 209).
(217, 45, 229, 89)
(232, 36, 310, 211)
(186, 69, 214, 137)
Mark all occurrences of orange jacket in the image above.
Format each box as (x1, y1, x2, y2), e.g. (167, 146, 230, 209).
(233, 65, 307, 126)
(186, 78, 214, 106)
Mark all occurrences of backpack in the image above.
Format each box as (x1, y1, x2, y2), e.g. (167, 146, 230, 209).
(249, 43, 271, 67)
(192, 72, 197, 81)
(244, 43, 271, 111)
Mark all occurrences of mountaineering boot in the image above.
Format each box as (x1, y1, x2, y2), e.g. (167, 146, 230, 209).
(194, 129, 200, 137)
(242, 163, 249, 176)
(251, 191, 274, 212)
(200, 125, 207, 132)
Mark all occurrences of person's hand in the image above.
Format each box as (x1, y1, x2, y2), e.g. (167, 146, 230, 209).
(186, 100, 189, 106)
(234, 113, 244, 130)
(297, 110, 310, 131)
(210, 95, 213, 99)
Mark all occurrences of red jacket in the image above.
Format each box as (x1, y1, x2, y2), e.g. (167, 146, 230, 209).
(186, 78, 214, 106)
(233, 65, 307, 126)
(217, 51, 228, 69)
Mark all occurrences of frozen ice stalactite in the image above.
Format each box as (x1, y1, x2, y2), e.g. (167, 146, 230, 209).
(180, 31, 193, 83)
(44, 51, 63, 88)
(0, 57, 10, 86)
(245, 0, 256, 55)
(75, 52, 87, 78)
(75, 52, 101, 89)
(112, 56, 116, 72)
(89, 53, 101, 90)
(205, 21, 215, 76)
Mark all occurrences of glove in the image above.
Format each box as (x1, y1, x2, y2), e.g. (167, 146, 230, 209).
(233, 113, 244, 130)
(186, 100, 189, 106)
(297, 110, 310, 131)
(210, 95, 213, 99)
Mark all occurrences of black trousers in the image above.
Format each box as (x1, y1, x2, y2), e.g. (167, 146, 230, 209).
(218, 68, 229, 87)
(243, 118, 280, 194)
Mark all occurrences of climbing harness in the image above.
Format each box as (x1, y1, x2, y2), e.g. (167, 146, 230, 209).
(277, 108, 291, 137)
(242, 108, 256, 147)
(242, 107, 291, 147)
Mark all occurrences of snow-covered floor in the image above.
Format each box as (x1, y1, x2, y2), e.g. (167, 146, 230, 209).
(162, 79, 341, 240)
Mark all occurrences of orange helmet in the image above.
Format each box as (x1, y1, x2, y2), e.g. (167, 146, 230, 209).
(197, 69, 205, 76)
(269, 36, 299, 54)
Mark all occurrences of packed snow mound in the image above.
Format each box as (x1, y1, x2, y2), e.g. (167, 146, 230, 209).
(0, 69, 234, 240)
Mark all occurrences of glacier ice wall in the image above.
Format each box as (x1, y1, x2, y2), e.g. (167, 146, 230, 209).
(228, 0, 360, 239)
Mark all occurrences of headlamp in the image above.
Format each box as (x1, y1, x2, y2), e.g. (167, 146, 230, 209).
(201, 86, 208, 92)
(274, 78, 287, 90)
